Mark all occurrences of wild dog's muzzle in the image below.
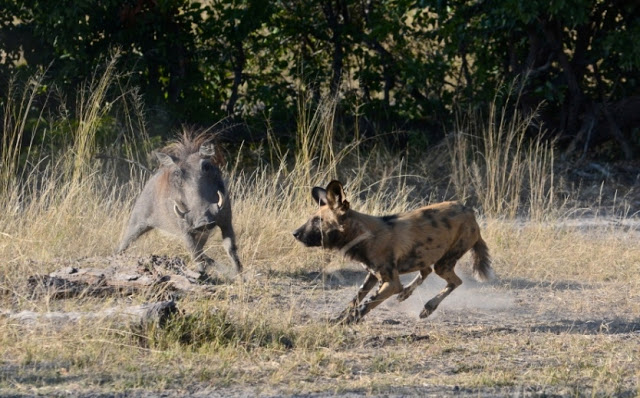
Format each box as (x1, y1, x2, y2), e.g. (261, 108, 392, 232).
(292, 226, 322, 247)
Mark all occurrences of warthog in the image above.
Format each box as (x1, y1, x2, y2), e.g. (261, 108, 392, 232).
(117, 131, 243, 274)
(293, 180, 493, 324)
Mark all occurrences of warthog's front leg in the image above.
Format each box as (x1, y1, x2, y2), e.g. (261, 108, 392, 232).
(117, 219, 152, 254)
(220, 223, 243, 274)
(331, 272, 378, 324)
(183, 232, 215, 274)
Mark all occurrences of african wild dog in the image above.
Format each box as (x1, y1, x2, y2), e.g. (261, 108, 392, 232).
(293, 180, 493, 324)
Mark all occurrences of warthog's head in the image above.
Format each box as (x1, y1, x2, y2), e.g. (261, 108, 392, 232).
(293, 180, 351, 248)
(156, 142, 225, 232)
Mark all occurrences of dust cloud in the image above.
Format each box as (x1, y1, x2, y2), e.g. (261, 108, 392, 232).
(390, 271, 515, 319)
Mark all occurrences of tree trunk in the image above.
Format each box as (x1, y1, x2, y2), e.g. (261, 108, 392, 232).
(227, 37, 246, 115)
(543, 20, 584, 135)
(323, 0, 346, 97)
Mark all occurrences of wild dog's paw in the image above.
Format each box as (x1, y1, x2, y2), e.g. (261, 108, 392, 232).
(396, 287, 414, 302)
(330, 309, 358, 325)
(419, 301, 438, 318)
(329, 313, 348, 325)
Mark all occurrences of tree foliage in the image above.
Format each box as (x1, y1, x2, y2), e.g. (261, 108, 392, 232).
(1, 0, 639, 158)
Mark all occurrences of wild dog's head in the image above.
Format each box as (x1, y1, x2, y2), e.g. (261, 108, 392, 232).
(293, 180, 350, 248)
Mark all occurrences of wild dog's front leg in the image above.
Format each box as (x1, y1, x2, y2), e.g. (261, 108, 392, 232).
(331, 272, 378, 324)
(338, 269, 402, 324)
(397, 267, 432, 302)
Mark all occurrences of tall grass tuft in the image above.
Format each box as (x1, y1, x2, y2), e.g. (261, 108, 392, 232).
(294, 91, 338, 186)
(68, 53, 120, 184)
(145, 304, 296, 352)
(0, 70, 50, 203)
(289, 90, 367, 193)
(0, 53, 149, 276)
(448, 82, 555, 220)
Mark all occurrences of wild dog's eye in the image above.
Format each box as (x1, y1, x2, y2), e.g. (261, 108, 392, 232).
(202, 162, 213, 173)
(312, 216, 322, 226)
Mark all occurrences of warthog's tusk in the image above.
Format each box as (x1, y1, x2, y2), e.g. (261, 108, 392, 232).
(217, 190, 225, 209)
(173, 201, 188, 218)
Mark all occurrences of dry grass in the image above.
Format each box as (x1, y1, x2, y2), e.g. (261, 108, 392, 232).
(1, 68, 639, 397)
(449, 82, 556, 221)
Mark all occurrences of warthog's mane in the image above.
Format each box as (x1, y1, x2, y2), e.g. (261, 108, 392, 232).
(160, 128, 225, 167)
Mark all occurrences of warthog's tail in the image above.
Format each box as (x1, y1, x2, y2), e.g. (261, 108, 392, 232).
(471, 237, 494, 282)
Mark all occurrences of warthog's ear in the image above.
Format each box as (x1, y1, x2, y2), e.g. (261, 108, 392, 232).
(325, 180, 349, 213)
(199, 142, 216, 158)
(199, 141, 226, 166)
(155, 151, 177, 167)
(311, 187, 328, 206)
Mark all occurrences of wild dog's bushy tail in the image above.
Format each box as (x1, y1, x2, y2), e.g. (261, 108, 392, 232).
(472, 237, 494, 282)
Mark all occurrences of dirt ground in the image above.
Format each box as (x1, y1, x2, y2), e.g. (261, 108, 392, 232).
(2, 221, 639, 398)
(6, 270, 639, 397)
(246, 267, 639, 397)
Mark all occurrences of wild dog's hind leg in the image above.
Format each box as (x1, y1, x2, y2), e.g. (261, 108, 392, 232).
(341, 268, 402, 324)
(332, 272, 378, 324)
(420, 257, 462, 318)
(397, 267, 432, 302)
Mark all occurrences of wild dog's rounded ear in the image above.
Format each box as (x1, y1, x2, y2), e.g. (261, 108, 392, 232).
(155, 151, 177, 167)
(311, 187, 328, 206)
(326, 180, 349, 212)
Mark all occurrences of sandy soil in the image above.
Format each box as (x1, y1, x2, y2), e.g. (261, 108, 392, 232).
(2, 222, 639, 397)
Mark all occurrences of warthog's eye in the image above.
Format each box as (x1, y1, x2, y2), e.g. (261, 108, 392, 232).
(171, 169, 184, 186)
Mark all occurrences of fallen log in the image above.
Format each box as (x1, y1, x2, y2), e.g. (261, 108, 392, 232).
(26, 255, 218, 300)
(0, 300, 178, 330)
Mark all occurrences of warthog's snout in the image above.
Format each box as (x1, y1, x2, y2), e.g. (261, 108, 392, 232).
(173, 189, 225, 231)
(194, 209, 218, 231)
